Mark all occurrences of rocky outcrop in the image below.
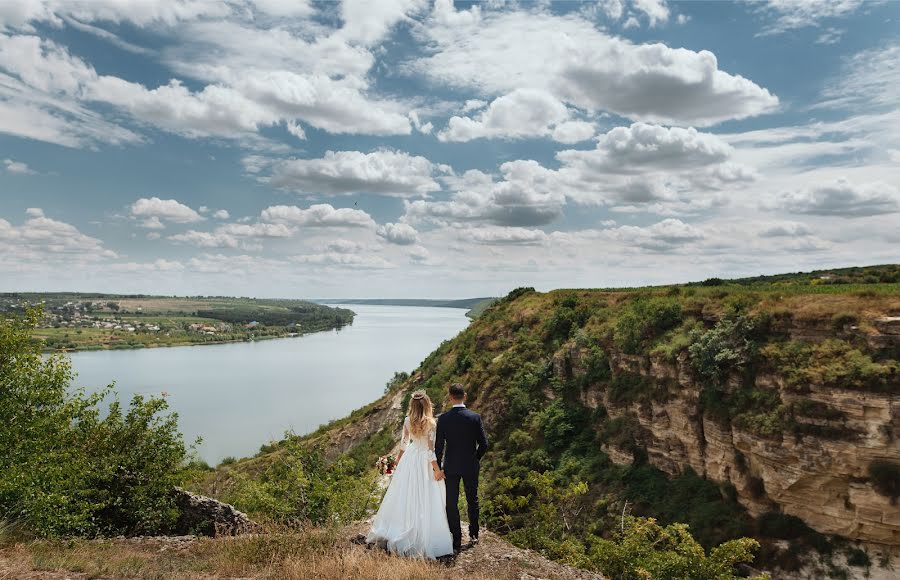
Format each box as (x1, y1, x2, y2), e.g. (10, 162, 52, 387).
(172, 487, 261, 536)
(566, 317, 900, 547)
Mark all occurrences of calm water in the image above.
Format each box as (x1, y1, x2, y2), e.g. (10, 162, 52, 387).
(68, 305, 470, 464)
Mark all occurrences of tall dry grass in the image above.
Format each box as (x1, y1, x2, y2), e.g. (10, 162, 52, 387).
(0, 529, 495, 580)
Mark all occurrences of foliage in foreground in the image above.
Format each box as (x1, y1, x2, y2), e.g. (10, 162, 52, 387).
(0, 307, 190, 537)
(486, 470, 763, 580)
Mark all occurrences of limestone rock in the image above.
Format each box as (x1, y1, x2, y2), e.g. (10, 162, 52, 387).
(172, 487, 260, 537)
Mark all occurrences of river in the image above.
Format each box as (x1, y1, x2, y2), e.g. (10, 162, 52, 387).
(67, 305, 471, 464)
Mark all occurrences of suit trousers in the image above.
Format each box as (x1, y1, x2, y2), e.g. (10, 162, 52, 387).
(444, 470, 479, 548)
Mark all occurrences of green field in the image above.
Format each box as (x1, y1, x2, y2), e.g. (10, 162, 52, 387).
(0, 293, 355, 352)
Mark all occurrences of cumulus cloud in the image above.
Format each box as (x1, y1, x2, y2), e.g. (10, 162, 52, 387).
(632, 0, 670, 27)
(377, 222, 419, 245)
(260, 204, 376, 228)
(0, 4, 416, 147)
(339, 0, 428, 46)
(773, 178, 900, 217)
(606, 218, 704, 252)
(551, 121, 596, 144)
(411, 8, 778, 127)
(404, 160, 565, 227)
(438, 88, 582, 143)
(466, 226, 549, 245)
(167, 221, 292, 250)
(213, 209, 230, 220)
(261, 150, 444, 197)
(558, 123, 733, 175)
(0, 209, 115, 260)
(130, 197, 203, 224)
(3, 158, 34, 173)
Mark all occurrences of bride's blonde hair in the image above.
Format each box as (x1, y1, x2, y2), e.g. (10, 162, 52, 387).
(408, 390, 435, 437)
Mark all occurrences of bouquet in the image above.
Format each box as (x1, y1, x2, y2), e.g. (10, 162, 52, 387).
(376, 454, 397, 475)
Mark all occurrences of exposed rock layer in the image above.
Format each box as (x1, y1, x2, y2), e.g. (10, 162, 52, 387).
(563, 318, 900, 546)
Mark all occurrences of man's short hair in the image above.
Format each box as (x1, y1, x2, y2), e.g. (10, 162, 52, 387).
(449, 383, 466, 399)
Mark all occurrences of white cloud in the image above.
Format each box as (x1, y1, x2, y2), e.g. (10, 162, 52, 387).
(551, 120, 595, 144)
(3, 158, 34, 173)
(262, 150, 444, 197)
(632, 0, 670, 27)
(820, 44, 900, 111)
(213, 209, 230, 220)
(168, 230, 244, 249)
(758, 221, 813, 237)
(339, 0, 427, 46)
(466, 226, 549, 246)
(405, 160, 565, 227)
(558, 123, 733, 174)
(772, 178, 900, 217)
(167, 221, 292, 250)
(260, 203, 376, 228)
(130, 197, 203, 224)
(438, 88, 575, 142)
(139, 217, 166, 230)
(377, 222, 419, 245)
(411, 8, 778, 127)
(815, 27, 844, 45)
(752, 0, 868, 35)
(248, 0, 315, 19)
(0, 0, 230, 30)
(318, 239, 366, 253)
(291, 252, 396, 269)
(0, 209, 115, 260)
(606, 218, 704, 252)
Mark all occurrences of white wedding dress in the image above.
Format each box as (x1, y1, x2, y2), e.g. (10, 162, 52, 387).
(366, 416, 454, 558)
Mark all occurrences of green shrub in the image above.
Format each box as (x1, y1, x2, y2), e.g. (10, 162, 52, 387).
(0, 307, 189, 538)
(765, 340, 898, 393)
(831, 312, 859, 330)
(614, 297, 683, 354)
(689, 316, 757, 383)
(224, 439, 377, 526)
(587, 516, 765, 580)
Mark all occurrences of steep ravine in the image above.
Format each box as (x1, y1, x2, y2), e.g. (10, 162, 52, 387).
(571, 336, 899, 545)
(550, 314, 895, 553)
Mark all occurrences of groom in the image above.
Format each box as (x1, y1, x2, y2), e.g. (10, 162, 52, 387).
(434, 383, 489, 552)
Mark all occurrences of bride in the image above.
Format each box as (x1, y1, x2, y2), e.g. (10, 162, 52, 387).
(366, 390, 454, 558)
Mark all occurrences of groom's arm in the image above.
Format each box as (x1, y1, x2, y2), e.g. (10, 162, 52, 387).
(475, 415, 489, 460)
(434, 415, 446, 470)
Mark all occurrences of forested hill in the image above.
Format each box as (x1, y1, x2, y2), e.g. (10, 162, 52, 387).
(318, 297, 495, 309)
(198, 264, 899, 579)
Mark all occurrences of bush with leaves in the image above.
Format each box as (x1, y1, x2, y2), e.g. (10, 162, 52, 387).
(689, 316, 757, 383)
(587, 516, 765, 580)
(614, 298, 683, 354)
(0, 307, 189, 537)
(223, 438, 378, 527)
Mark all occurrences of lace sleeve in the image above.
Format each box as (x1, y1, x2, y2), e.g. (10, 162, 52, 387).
(427, 422, 437, 462)
(401, 416, 411, 449)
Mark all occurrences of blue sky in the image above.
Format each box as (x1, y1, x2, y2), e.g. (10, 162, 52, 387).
(1, 0, 898, 297)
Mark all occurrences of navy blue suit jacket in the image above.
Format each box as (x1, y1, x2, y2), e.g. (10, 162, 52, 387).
(435, 406, 488, 475)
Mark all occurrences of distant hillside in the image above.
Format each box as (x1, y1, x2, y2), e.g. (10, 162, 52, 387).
(318, 297, 496, 310)
(0, 293, 354, 351)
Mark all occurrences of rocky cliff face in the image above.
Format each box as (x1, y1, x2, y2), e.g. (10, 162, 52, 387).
(560, 315, 900, 546)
